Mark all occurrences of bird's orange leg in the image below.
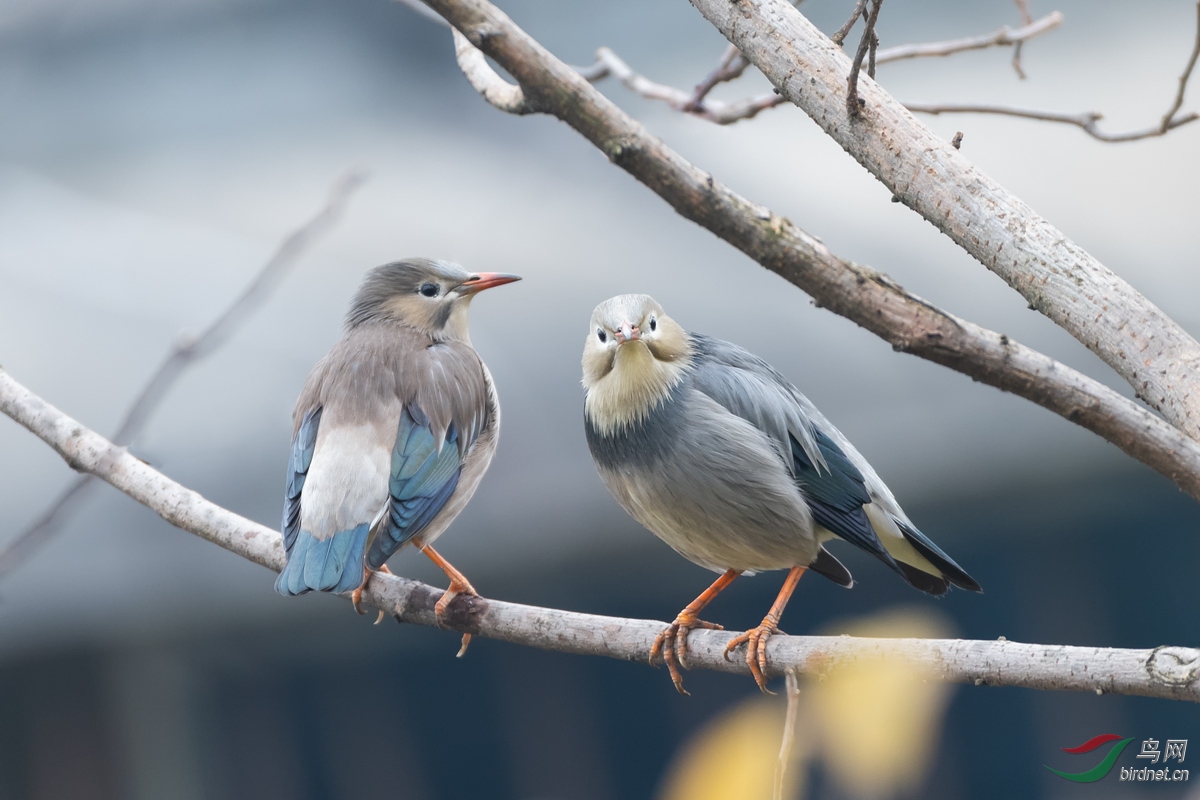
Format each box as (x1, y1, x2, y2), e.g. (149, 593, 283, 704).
(421, 545, 478, 657)
(351, 564, 393, 623)
(724, 566, 806, 693)
(651, 569, 741, 695)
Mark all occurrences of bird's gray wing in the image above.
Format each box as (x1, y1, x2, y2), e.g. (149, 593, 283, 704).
(688, 333, 896, 567)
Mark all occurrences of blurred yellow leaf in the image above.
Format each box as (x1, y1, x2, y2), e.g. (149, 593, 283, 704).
(809, 607, 955, 799)
(658, 697, 808, 800)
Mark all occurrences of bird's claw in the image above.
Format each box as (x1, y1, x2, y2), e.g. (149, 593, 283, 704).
(650, 613, 724, 695)
(723, 621, 781, 694)
(434, 577, 479, 658)
(351, 564, 393, 619)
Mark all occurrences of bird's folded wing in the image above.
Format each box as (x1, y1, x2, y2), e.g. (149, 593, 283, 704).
(365, 405, 465, 570)
(688, 334, 894, 564)
(282, 407, 322, 554)
(789, 430, 895, 565)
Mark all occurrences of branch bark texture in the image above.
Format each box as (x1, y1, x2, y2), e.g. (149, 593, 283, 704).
(429, 0, 1200, 499)
(1, 366, 1198, 702)
(689, 0, 1200, 438)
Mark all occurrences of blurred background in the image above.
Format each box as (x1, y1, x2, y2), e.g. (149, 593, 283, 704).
(0, 0, 1198, 797)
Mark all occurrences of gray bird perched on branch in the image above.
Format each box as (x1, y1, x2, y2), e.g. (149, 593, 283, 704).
(582, 294, 981, 693)
(276, 258, 520, 654)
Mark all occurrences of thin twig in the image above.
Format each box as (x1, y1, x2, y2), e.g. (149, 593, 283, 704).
(585, 13, 1063, 127)
(441, 4, 1200, 498)
(1160, 0, 1200, 133)
(906, 3, 1199, 142)
(904, 103, 1200, 142)
(847, 0, 884, 117)
(775, 670, 802, 800)
(873, 12, 1062, 64)
(683, 43, 750, 111)
(0, 172, 366, 575)
(831, 0, 869, 46)
(594, 47, 785, 124)
(1, 367, 1199, 701)
(1011, 0, 1035, 78)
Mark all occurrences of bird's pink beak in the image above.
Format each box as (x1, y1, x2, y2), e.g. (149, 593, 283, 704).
(459, 272, 522, 294)
(614, 322, 641, 343)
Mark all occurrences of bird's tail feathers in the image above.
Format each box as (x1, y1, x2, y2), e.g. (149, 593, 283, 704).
(275, 523, 370, 596)
(864, 504, 980, 595)
(893, 519, 982, 594)
(808, 546, 854, 588)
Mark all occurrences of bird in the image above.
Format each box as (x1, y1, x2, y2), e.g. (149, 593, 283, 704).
(276, 258, 519, 654)
(581, 294, 981, 693)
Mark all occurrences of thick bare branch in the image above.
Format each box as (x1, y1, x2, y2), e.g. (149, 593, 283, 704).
(905, 102, 1200, 142)
(434, 0, 1200, 498)
(689, 0, 1200, 438)
(1, 367, 1197, 702)
(0, 173, 365, 575)
(452, 28, 534, 114)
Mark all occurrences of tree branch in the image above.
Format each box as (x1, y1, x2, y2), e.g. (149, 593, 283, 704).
(452, 29, 535, 114)
(584, 13, 1064, 126)
(433, 0, 1200, 498)
(846, 0, 883, 117)
(1, 366, 1197, 701)
(688, 0, 1200, 440)
(904, 3, 1200, 144)
(0, 172, 366, 575)
(904, 103, 1200, 142)
(1011, 0, 1035, 78)
(871, 11, 1063, 64)
(589, 46, 784, 125)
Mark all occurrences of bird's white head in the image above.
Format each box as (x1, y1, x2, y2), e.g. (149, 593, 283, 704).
(582, 294, 692, 433)
(347, 258, 520, 342)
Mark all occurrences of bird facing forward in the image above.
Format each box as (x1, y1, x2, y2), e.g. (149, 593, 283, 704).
(582, 294, 980, 693)
(276, 258, 519, 653)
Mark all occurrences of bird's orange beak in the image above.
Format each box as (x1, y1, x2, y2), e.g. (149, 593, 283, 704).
(459, 272, 522, 294)
(614, 322, 641, 343)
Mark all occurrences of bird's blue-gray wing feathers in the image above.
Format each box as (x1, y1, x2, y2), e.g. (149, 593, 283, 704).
(282, 407, 321, 555)
(277, 407, 372, 595)
(366, 406, 464, 570)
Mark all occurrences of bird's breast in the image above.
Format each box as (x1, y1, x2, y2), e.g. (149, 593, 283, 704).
(584, 381, 688, 470)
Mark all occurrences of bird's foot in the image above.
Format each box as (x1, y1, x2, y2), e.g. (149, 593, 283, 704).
(723, 619, 782, 694)
(650, 611, 724, 695)
(351, 565, 392, 624)
(421, 545, 479, 658)
(434, 576, 478, 658)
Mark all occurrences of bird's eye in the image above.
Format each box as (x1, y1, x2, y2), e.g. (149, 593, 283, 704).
(420, 283, 439, 297)
(597, 329, 607, 343)
(649, 317, 657, 331)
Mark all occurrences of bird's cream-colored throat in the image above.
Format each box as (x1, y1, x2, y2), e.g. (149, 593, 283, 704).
(384, 294, 474, 343)
(585, 340, 691, 435)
